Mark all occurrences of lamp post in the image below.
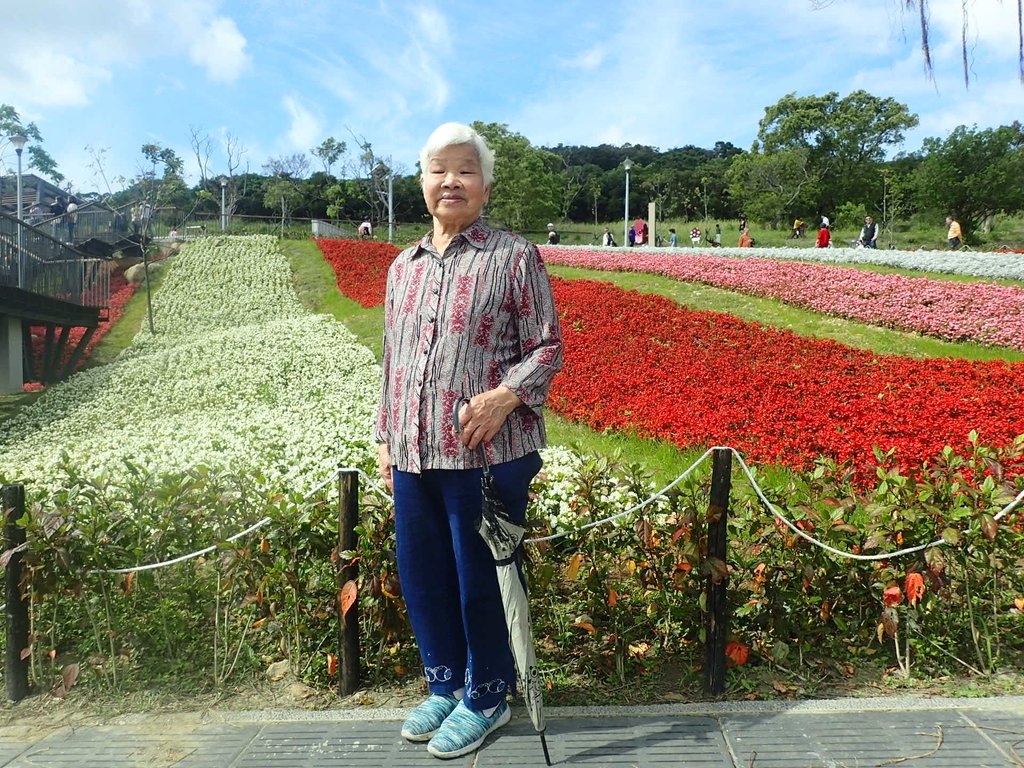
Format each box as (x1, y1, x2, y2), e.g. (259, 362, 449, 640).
(9, 135, 27, 287)
(622, 157, 632, 248)
(386, 158, 394, 243)
(219, 177, 227, 231)
(373, 159, 394, 243)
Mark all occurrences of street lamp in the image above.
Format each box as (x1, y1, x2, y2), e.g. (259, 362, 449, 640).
(386, 160, 394, 243)
(219, 177, 227, 231)
(373, 159, 394, 243)
(9, 135, 27, 287)
(622, 157, 632, 247)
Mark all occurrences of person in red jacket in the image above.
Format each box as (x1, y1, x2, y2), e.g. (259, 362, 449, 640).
(816, 223, 831, 248)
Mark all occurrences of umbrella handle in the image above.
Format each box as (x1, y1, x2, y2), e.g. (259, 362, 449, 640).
(451, 396, 491, 475)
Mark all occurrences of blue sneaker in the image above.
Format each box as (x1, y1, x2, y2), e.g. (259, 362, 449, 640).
(426, 699, 511, 759)
(400, 693, 459, 742)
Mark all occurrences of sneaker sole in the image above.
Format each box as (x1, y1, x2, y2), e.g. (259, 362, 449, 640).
(401, 727, 437, 743)
(426, 705, 511, 759)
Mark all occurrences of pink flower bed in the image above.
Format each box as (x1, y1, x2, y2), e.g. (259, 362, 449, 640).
(540, 248, 1024, 351)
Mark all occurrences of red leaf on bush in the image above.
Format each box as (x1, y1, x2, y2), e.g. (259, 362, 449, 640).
(339, 579, 358, 616)
(882, 585, 903, 607)
(725, 641, 750, 667)
(904, 573, 926, 606)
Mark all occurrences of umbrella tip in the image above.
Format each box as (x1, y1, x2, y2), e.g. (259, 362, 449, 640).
(541, 731, 553, 765)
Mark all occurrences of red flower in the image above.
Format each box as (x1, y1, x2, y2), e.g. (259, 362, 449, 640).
(883, 585, 904, 607)
(904, 572, 926, 606)
(314, 238, 400, 307)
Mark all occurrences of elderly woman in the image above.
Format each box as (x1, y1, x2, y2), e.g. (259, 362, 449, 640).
(374, 122, 563, 759)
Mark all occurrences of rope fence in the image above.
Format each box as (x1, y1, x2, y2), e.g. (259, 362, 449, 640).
(4, 446, 1022, 701)
(72, 445, 1024, 576)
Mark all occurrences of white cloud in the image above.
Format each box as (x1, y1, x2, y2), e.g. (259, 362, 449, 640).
(562, 46, 606, 71)
(282, 95, 322, 151)
(0, 1, 250, 110)
(413, 5, 450, 46)
(188, 16, 252, 84)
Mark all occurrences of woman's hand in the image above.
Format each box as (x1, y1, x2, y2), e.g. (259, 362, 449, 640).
(456, 386, 523, 450)
(377, 443, 393, 493)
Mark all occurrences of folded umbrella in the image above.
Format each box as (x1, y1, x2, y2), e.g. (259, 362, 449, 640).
(454, 398, 552, 765)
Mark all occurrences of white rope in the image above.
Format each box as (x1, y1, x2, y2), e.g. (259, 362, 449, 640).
(526, 445, 1024, 561)
(527, 448, 716, 544)
(91, 465, 381, 575)
(88, 449, 1024, 574)
(92, 516, 273, 575)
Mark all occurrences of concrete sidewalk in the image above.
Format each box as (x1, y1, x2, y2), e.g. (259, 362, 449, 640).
(1, 696, 1023, 767)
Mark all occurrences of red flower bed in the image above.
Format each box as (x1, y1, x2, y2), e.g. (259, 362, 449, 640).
(312, 240, 1024, 477)
(25, 266, 140, 387)
(548, 278, 1024, 477)
(315, 238, 400, 308)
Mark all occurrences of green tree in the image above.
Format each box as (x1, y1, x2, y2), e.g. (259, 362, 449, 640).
(311, 137, 347, 176)
(262, 154, 311, 229)
(137, 143, 193, 212)
(757, 90, 918, 212)
(471, 122, 560, 231)
(1, 104, 63, 183)
(725, 147, 819, 226)
(914, 122, 1024, 240)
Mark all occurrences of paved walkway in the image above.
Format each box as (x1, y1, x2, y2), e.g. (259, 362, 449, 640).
(1, 696, 1023, 767)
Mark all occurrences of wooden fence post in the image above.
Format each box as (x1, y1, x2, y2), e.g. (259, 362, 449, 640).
(704, 448, 732, 695)
(337, 470, 360, 696)
(3, 484, 30, 702)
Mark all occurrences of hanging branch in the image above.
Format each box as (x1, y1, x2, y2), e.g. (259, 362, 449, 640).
(909, 0, 934, 79)
(1019, 0, 1024, 83)
(962, 0, 970, 87)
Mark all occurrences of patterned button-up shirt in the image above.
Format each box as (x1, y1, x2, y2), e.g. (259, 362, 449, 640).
(375, 219, 563, 473)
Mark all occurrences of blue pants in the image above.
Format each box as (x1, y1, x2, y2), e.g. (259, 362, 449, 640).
(393, 451, 542, 712)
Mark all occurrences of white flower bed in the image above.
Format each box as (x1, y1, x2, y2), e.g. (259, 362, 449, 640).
(0, 235, 673, 539)
(534, 446, 672, 534)
(0, 236, 379, 493)
(552, 243, 1024, 281)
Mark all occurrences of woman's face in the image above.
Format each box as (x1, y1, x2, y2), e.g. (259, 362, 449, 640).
(421, 144, 491, 230)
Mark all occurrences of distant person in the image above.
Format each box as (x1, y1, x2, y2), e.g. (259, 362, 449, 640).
(668, 228, 679, 247)
(816, 223, 831, 248)
(601, 227, 616, 246)
(689, 226, 701, 246)
(168, 228, 179, 241)
(633, 218, 647, 246)
(739, 227, 754, 247)
(790, 218, 806, 239)
(820, 214, 830, 229)
(358, 220, 373, 239)
(946, 216, 962, 249)
(858, 216, 878, 248)
(28, 202, 47, 225)
(627, 225, 636, 247)
(546, 223, 560, 245)
(50, 196, 65, 217)
(65, 200, 79, 242)
(739, 217, 747, 233)
(714, 223, 722, 246)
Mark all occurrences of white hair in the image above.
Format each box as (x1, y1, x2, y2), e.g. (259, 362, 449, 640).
(418, 122, 495, 187)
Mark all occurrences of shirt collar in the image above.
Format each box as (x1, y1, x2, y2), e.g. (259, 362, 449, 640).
(412, 218, 493, 259)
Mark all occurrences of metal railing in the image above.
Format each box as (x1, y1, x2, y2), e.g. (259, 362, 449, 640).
(0, 211, 111, 309)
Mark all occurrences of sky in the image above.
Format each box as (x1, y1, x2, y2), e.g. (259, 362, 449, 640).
(1, 0, 1023, 194)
